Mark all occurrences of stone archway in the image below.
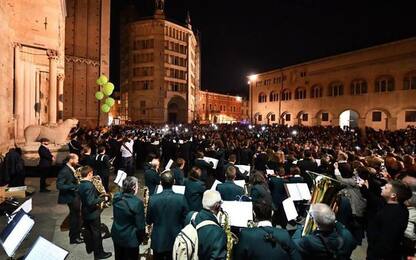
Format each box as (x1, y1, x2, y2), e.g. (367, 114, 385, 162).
(281, 111, 291, 126)
(315, 110, 332, 126)
(364, 108, 391, 130)
(339, 109, 360, 129)
(296, 111, 308, 125)
(167, 95, 187, 124)
(266, 112, 275, 125)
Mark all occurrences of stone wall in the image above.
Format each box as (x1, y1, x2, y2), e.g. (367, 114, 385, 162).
(0, 0, 66, 153)
(250, 38, 416, 130)
(64, 0, 110, 128)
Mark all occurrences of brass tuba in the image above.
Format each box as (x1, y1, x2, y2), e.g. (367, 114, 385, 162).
(74, 166, 112, 209)
(302, 171, 340, 236)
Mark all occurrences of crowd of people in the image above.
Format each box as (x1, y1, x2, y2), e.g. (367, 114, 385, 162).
(2, 123, 416, 259)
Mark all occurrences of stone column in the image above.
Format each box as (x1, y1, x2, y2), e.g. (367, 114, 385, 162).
(57, 74, 65, 123)
(47, 50, 58, 125)
(14, 43, 24, 142)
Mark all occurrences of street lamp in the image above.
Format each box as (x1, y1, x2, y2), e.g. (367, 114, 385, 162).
(248, 74, 257, 124)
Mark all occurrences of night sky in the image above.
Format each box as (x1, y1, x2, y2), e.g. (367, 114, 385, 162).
(110, 0, 416, 98)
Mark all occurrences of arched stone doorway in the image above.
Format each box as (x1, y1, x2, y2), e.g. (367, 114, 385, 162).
(281, 111, 291, 126)
(266, 112, 276, 125)
(339, 109, 359, 129)
(316, 110, 332, 126)
(167, 96, 187, 124)
(296, 111, 308, 125)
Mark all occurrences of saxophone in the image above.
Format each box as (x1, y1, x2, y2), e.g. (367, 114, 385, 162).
(219, 209, 238, 260)
(142, 186, 151, 245)
(139, 186, 153, 259)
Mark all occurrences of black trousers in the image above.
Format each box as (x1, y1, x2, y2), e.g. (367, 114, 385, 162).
(83, 217, 104, 256)
(39, 166, 50, 190)
(121, 156, 134, 176)
(9, 173, 25, 187)
(99, 174, 109, 192)
(113, 242, 139, 260)
(154, 251, 172, 260)
(67, 196, 82, 241)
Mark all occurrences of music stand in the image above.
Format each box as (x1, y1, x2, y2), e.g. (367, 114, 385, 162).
(0, 209, 35, 259)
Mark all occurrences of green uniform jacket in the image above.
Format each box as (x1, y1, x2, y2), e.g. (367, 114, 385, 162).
(78, 180, 103, 220)
(147, 188, 189, 253)
(292, 222, 357, 260)
(144, 168, 160, 195)
(216, 180, 244, 201)
(56, 165, 78, 204)
(234, 225, 302, 260)
(111, 192, 146, 248)
(192, 209, 227, 260)
(184, 178, 206, 211)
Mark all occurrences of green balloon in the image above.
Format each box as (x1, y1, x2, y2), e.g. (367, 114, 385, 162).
(105, 97, 115, 107)
(95, 91, 104, 100)
(96, 75, 108, 86)
(103, 82, 115, 96)
(101, 104, 111, 113)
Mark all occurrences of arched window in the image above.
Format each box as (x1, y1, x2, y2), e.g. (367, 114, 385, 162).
(295, 87, 307, 100)
(282, 89, 292, 101)
(404, 72, 416, 90)
(269, 91, 279, 102)
(258, 92, 267, 103)
(328, 82, 344, 97)
(351, 79, 368, 95)
(375, 75, 394, 92)
(310, 85, 322, 98)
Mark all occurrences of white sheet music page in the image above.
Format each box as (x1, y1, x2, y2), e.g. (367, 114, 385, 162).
(114, 170, 127, 187)
(2, 213, 34, 257)
(282, 198, 298, 221)
(25, 236, 68, 260)
(221, 201, 253, 227)
(235, 165, 250, 174)
(297, 183, 312, 201)
(165, 159, 174, 170)
(210, 180, 222, 191)
(203, 157, 219, 169)
(156, 185, 185, 194)
(12, 198, 32, 216)
(285, 183, 302, 201)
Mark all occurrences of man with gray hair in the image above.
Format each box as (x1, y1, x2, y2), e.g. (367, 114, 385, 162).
(190, 190, 227, 260)
(292, 203, 356, 260)
(144, 158, 161, 195)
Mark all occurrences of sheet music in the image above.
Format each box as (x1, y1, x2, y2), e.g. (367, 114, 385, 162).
(234, 180, 245, 189)
(114, 170, 127, 187)
(285, 183, 311, 201)
(12, 198, 32, 216)
(165, 159, 174, 170)
(315, 159, 321, 167)
(25, 236, 68, 260)
(266, 169, 274, 175)
(1, 211, 34, 257)
(203, 157, 219, 169)
(285, 183, 302, 201)
(156, 185, 185, 194)
(235, 165, 250, 174)
(221, 201, 253, 227)
(211, 180, 222, 191)
(297, 183, 311, 201)
(282, 198, 298, 221)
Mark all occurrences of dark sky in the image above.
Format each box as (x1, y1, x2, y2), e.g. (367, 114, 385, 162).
(110, 0, 416, 98)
